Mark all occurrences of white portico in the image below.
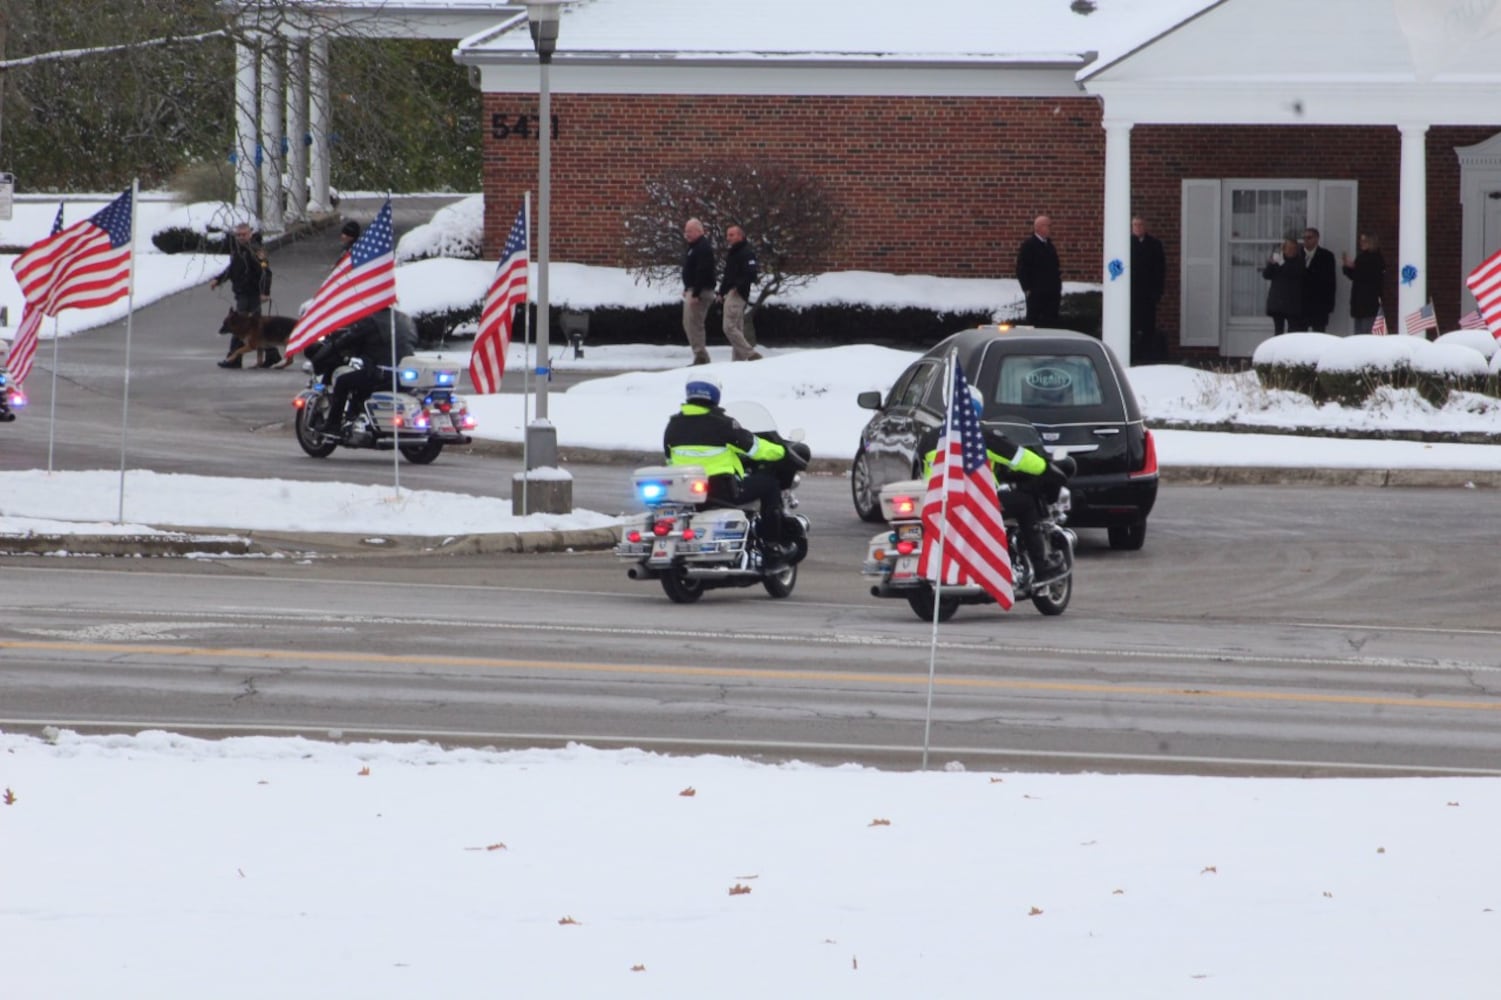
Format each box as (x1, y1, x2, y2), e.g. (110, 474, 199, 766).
(1084, 0, 1501, 359)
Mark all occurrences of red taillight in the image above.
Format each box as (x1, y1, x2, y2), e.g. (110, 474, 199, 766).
(626, 530, 642, 543)
(891, 495, 916, 516)
(895, 539, 916, 556)
(292, 397, 305, 409)
(1130, 429, 1159, 478)
(652, 519, 674, 537)
(682, 528, 697, 541)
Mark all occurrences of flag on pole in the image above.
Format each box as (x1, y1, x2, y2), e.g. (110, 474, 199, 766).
(12, 191, 132, 317)
(1370, 308, 1387, 336)
(469, 204, 528, 395)
(285, 199, 397, 358)
(1465, 247, 1501, 339)
(1458, 309, 1486, 331)
(917, 357, 1014, 611)
(1403, 302, 1438, 336)
(4, 204, 66, 386)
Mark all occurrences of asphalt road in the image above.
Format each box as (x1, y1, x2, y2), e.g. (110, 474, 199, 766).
(3, 198, 1499, 774)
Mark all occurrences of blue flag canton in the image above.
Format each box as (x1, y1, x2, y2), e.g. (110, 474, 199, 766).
(951, 363, 988, 476)
(89, 189, 133, 247)
(502, 207, 528, 259)
(351, 201, 394, 267)
(49, 203, 64, 236)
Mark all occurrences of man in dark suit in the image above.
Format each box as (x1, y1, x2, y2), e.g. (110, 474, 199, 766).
(1300, 227, 1337, 333)
(1130, 214, 1167, 363)
(1015, 214, 1061, 327)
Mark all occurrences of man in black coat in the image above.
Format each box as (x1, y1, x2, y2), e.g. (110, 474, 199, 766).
(319, 310, 419, 436)
(681, 218, 716, 366)
(715, 225, 763, 361)
(1130, 214, 1167, 363)
(208, 223, 271, 368)
(1015, 214, 1062, 327)
(1300, 227, 1337, 333)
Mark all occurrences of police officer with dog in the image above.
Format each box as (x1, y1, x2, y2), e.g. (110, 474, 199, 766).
(209, 223, 274, 368)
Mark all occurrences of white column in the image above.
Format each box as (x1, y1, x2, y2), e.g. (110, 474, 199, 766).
(284, 37, 309, 224)
(233, 40, 258, 220)
(1397, 122, 1429, 326)
(1101, 119, 1133, 362)
(308, 36, 332, 215)
(259, 39, 285, 234)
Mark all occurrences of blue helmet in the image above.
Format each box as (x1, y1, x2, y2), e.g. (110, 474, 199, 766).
(685, 378, 721, 407)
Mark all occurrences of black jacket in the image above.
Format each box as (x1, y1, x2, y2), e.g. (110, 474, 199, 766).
(1263, 253, 1305, 317)
(327, 310, 419, 368)
(1131, 233, 1165, 303)
(1342, 249, 1385, 319)
(718, 239, 760, 298)
(1015, 235, 1061, 300)
(682, 235, 716, 296)
(216, 239, 269, 299)
(1303, 245, 1337, 318)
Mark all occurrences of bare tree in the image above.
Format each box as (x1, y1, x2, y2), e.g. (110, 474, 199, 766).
(621, 161, 846, 311)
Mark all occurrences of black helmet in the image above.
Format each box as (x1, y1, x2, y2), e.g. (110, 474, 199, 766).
(341, 220, 361, 239)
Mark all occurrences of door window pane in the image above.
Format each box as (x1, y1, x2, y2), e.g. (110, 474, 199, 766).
(1228, 186, 1309, 319)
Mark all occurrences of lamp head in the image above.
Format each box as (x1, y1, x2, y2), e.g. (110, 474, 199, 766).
(527, 2, 562, 59)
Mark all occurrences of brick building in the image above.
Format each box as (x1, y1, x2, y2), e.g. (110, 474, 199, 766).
(456, 0, 1501, 363)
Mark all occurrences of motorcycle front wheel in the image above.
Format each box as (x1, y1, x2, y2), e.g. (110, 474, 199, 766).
(1031, 569, 1073, 616)
(399, 438, 444, 464)
(295, 399, 338, 458)
(660, 564, 705, 604)
(762, 561, 797, 598)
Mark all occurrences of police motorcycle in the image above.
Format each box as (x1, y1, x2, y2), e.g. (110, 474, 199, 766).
(0, 367, 23, 422)
(862, 425, 1078, 621)
(291, 311, 476, 464)
(616, 400, 812, 604)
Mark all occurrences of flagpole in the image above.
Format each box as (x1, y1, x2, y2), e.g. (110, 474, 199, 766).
(46, 315, 59, 473)
(390, 302, 401, 497)
(921, 349, 958, 771)
(115, 180, 140, 524)
(520, 190, 533, 515)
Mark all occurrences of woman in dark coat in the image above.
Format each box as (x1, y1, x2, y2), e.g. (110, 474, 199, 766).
(1341, 233, 1386, 335)
(1263, 238, 1306, 335)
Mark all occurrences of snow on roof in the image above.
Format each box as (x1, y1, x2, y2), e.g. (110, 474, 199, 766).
(459, 0, 1219, 64)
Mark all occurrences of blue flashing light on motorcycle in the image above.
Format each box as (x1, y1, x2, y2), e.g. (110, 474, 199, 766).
(399, 367, 421, 385)
(639, 481, 667, 502)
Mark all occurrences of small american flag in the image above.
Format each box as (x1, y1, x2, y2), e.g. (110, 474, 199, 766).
(1370, 309, 1387, 336)
(286, 199, 397, 358)
(917, 357, 1013, 611)
(1465, 248, 1501, 339)
(1403, 302, 1438, 336)
(12, 190, 132, 317)
(469, 204, 528, 395)
(4, 203, 65, 386)
(1458, 309, 1486, 331)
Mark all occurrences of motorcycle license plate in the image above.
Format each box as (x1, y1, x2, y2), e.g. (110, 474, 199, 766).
(891, 555, 919, 581)
(649, 540, 676, 564)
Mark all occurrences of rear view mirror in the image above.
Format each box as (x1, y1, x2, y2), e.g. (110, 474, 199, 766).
(857, 390, 883, 410)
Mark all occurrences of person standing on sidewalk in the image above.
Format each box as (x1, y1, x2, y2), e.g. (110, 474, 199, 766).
(715, 225, 763, 361)
(682, 218, 717, 366)
(208, 223, 270, 369)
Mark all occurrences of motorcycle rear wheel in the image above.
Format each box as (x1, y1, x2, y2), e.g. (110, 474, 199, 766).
(1031, 571, 1072, 616)
(295, 400, 338, 458)
(762, 561, 797, 598)
(660, 565, 705, 604)
(399, 438, 444, 464)
(906, 587, 960, 623)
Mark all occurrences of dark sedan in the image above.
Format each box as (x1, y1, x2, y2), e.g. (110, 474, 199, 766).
(851, 325, 1158, 549)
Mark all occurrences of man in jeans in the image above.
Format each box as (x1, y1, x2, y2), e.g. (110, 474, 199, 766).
(715, 224, 763, 361)
(681, 218, 716, 365)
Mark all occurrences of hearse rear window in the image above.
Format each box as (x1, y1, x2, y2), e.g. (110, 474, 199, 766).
(990, 354, 1104, 409)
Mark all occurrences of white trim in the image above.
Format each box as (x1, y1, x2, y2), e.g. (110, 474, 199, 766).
(1457, 131, 1501, 307)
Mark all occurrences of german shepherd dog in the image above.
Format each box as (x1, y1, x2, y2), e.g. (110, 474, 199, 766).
(219, 309, 297, 368)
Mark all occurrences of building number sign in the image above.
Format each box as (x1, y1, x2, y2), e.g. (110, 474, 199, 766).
(491, 113, 560, 141)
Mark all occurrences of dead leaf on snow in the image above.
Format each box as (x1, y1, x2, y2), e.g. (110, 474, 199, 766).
(729, 884, 753, 896)
(464, 843, 508, 852)
(869, 818, 891, 827)
(1112, 889, 1125, 895)
(1447, 801, 1460, 807)
(3, 788, 16, 806)
(1028, 906, 1044, 916)
(988, 777, 1004, 784)
(679, 786, 696, 797)
(357, 766, 371, 777)
(1322, 891, 1334, 898)
(1201, 866, 1218, 875)
(630, 964, 646, 972)
(558, 916, 580, 926)
(1377, 847, 1386, 854)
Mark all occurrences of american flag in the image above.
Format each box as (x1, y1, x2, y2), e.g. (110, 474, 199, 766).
(1465, 247, 1501, 339)
(1370, 309, 1387, 336)
(12, 189, 132, 317)
(4, 203, 65, 386)
(1458, 309, 1487, 331)
(1403, 302, 1438, 336)
(469, 204, 528, 395)
(917, 358, 1014, 611)
(286, 199, 397, 358)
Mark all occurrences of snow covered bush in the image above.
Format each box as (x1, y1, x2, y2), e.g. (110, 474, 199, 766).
(1410, 342, 1491, 406)
(1314, 335, 1422, 406)
(396, 195, 482, 263)
(1251, 332, 1340, 400)
(1433, 328, 1497, 360)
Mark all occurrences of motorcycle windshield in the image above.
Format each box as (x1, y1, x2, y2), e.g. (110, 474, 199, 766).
(722, 400, 778, 436)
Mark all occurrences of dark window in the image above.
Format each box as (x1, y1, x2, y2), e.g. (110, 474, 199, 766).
(989, 354, 1105, 410)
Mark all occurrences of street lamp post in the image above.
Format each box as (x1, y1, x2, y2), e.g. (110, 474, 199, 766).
(512, 1, 572, 515)
(526, 1, 560, 471)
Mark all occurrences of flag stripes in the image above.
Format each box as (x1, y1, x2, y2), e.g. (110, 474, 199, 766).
(286, 199, 397, 358)
(470, 204, 528, 395)
(1466, 248, 1501, 339)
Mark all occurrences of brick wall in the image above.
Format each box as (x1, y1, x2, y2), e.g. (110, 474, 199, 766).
(481, 91, 1106, 280)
